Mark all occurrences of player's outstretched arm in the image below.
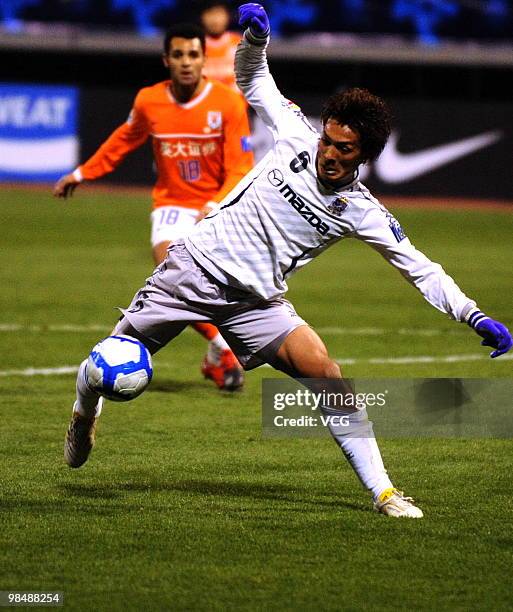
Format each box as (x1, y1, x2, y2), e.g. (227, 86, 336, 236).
(55, 92, 150, 200)
(53, 172, 80, 199)
(466, 309, 513, 358)
(236, 3, 272, 96)
(355, 205, 512, 359)
(235, 4, 292, 137)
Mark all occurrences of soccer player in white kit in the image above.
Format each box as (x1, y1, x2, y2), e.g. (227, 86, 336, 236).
(65, 4, 513, 517)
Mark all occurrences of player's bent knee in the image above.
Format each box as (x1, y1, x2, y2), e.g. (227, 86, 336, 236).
(294, 354, 341, 379)
(300, 348, 340, 378)
(318, 357, 341, 379)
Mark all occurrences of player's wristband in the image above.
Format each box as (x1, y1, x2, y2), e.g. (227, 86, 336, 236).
(245, 29, 269, 45)
(72, 168, 83, 182)
(466, 308, 490, 329)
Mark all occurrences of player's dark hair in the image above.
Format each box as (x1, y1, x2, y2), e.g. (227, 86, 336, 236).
(320, 88, 392, 162)
(163, 23, 206, 55)
(200, 0, 231, 12)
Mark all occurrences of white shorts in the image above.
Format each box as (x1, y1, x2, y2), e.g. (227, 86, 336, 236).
(150, 205, 198, 247)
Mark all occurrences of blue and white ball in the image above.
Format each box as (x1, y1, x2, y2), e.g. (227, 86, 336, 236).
(86, 335, 153, 402)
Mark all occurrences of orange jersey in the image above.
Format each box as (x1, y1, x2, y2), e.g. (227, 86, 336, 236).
(78, 79, 253, 210)
(203, 31, 241, 93)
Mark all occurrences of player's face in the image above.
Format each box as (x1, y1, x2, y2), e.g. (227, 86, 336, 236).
(316, 119, 363, 186)
(164, 37, 205, 88)
(201, 5, 230, 37)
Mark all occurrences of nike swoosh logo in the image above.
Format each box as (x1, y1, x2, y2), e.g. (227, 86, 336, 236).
(375, 130, 502, 183)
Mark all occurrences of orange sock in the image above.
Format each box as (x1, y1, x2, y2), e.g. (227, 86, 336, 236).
(191, 322, 220, 342)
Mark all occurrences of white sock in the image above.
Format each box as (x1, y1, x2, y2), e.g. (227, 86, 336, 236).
(322, 406, 393, 500)
(74, 359, 103, 418)
(207, 333, 230, 365)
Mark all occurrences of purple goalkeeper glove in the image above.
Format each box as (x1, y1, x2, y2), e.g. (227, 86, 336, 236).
(467, 310, 513, 358)
(238, 3, 270, 37)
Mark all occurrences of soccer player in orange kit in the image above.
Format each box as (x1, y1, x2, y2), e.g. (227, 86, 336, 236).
(53, 23, 254, 391)
(200, 1, 242, 94)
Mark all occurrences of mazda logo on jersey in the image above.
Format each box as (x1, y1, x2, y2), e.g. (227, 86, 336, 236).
(290, 151, 310, 173)
(267, 168, 284, 186)
(279, 183, 330, 235)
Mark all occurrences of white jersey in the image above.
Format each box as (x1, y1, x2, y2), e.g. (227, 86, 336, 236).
(185, 31, 475, 322)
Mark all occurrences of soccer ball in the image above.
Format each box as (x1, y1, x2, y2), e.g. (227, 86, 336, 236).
(86, 335, 153, 402)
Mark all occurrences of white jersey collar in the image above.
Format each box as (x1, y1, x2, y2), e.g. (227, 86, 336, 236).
(316, 169, 360, 195)
(166, 80, 212, 109)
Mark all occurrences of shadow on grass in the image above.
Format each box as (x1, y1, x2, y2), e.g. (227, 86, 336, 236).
(0, 480, 365, 515)
(147, 379, 209, 393)
(57, 478, 366, 512)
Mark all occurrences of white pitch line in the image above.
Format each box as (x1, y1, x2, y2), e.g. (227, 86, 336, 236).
(336, 353, 513, 365)
(0, 366, 79, 377)
(0, 323, 112, 333)
(2, 352, 511, 378)
(317, 327, 465, 336)
(260, 352, 513, 368)
(0, 322, 467, 337)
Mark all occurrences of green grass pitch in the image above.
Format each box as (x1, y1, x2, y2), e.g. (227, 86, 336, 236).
(1, 186, 512, 610)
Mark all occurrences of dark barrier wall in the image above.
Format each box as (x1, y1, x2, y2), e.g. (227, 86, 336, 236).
(1, 47, 511, 199)
(289, 96, 513, 200)
(78, 88, 513, 200)
(366, 99, 511, 200)
(80, 88, 154, 188)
